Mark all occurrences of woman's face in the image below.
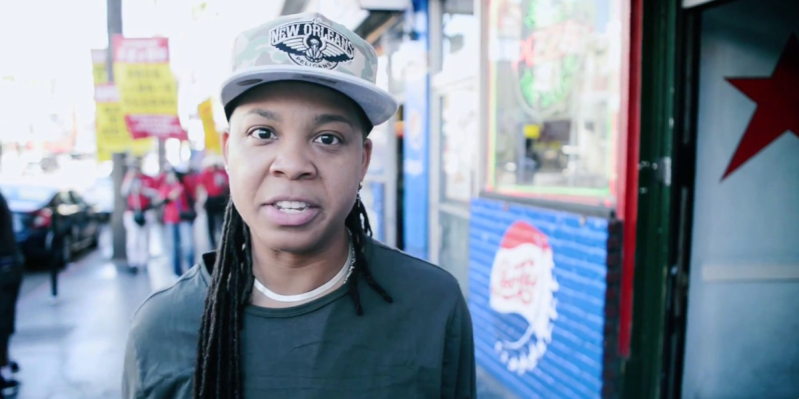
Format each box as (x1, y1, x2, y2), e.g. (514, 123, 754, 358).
(223, 81, 372, 254)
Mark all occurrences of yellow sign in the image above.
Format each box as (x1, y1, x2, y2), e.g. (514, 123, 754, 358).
(94, 85, 153, 161)
(92, 48, 153, 162)
(524, 124, 542, 139)
(114, 63, 179, 115)
(112, 37, 178, 116)
(199, 99, 221, 154)
(91, 49, 108, 85)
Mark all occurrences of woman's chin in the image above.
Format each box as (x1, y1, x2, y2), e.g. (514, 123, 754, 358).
(253, 229, 328, 255)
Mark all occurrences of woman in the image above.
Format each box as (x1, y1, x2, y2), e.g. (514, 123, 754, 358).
(123, 13, 475, 399)
(158, 169, 196, 277)
(0, 190, 22, 397)
(121, 160, 157, 273)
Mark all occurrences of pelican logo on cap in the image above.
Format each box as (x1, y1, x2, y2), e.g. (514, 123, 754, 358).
(269, 18, 355, 70)
(222, 13, 397, 126)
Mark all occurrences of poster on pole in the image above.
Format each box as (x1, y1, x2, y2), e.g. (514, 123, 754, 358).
(92, 49, 153, 162)
(112, 36, 187, 140)
(91, 49, 109, 85)
(94, 84, 154, 161)
(198, 98, 221, 154)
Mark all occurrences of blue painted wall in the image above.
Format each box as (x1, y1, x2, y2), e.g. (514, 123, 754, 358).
(402, 0, 430, 260)
(469, 198, 617, 399)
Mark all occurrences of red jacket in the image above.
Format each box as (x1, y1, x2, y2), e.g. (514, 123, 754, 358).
(125, 174, 157, 211)
(182, 172, 200, 203)
(159, 182, 191, 224)
(200, 167, 229, 198)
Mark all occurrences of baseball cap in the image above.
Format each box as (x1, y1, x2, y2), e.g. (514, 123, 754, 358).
(220, 12, 398, 127)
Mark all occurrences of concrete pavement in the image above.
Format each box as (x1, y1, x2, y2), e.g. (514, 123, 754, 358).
(10, 218, 203, 399)
(12, 243, 153, 398)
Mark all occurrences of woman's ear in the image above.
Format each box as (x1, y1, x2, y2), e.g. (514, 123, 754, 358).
(222, 129, 231, 169)
(360, 139, 372, 182)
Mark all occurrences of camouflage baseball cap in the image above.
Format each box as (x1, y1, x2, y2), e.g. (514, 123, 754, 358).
(220, 12, 398, 126)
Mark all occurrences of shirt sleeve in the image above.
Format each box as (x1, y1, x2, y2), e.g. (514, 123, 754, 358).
(122, 331, 144, 399)
(442, 292, 477, 399)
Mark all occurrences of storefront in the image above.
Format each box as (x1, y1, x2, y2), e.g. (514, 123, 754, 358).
(283, 1, 641, 397)
(427, 0, 480, 291)
(625, 0, 799, 398)
(447, 0, 635, 397)
(278, 1, 798, 397)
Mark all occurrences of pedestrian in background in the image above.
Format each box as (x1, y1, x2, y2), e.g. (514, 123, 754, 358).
(180, 165, 200, 211)
(158, 169, 196, 277)
(121, 160, 157, 273)
(123, 13, 475, 399)
(0, 190, 22, 397)
(199, 157, 228, 249)
(180, 164, 200, 259)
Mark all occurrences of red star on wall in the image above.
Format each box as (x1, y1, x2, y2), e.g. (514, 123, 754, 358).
(722, 34, 799, 181)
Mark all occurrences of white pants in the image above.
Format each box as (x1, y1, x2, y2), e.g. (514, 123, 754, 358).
(123, 210, 153, 268)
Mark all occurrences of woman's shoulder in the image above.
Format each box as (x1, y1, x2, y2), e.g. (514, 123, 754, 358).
(366, 239, 463, 304)
(125, 264, 209, 399)
(129, 263, 209, 350)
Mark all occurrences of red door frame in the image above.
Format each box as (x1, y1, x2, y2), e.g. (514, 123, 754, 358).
(617, 0, 643, 357)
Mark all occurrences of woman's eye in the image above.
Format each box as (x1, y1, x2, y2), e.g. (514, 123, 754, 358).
(250, 128, 275, 140)
(314, 134, 341, 145)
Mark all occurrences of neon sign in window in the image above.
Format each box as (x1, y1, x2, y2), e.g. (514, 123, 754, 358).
(485, 0, 624, 207)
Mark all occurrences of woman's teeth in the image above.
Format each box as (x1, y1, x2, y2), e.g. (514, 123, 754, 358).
(275, 201, 309, 212)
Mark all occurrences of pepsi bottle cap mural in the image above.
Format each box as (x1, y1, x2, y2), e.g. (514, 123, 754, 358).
(489, 221, 559, 375)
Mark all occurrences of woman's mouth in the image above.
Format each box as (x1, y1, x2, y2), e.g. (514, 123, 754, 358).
(264, 200, 320, 227)
(274, 200, 310, 213)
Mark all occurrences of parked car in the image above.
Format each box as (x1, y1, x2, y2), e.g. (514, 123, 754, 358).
(0, 184, 101, 268)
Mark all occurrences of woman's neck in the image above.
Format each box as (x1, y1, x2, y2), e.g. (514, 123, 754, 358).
(249, 229, 350, 299)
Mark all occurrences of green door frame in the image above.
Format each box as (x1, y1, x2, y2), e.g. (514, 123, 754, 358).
(622, 0, 681, 397)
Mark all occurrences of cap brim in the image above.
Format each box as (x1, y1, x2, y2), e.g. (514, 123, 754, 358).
(221, 65, 398, 126)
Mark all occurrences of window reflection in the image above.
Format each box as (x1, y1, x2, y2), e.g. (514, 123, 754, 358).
(486, 0, 623, 203)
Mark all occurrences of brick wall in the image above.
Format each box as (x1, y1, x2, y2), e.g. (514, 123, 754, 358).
(469, 198, 621, 399)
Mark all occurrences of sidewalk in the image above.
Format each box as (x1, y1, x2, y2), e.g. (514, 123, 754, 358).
(9, 221, 193, 399)
(12, 251, 153, 398)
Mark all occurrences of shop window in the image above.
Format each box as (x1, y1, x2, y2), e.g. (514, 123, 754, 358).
(441, 5, 479, 78)
(438, 2, 479, 204)
(440, 86, 477, 204)
(485, 0, 624, 207)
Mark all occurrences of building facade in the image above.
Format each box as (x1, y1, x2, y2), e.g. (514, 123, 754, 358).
(281, 0, 799, 397)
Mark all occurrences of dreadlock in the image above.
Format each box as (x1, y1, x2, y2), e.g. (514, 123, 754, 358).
(192, 195, 392, 398)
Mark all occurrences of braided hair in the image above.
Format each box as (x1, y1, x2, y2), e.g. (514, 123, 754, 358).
(192, 111, 392, 398)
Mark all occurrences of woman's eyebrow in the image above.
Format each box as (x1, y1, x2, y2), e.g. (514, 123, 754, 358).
(314, 113, 353, 128)
(245, 109, 281, 121)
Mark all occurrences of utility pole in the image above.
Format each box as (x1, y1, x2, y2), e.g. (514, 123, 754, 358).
(107, 0, 127, 261)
